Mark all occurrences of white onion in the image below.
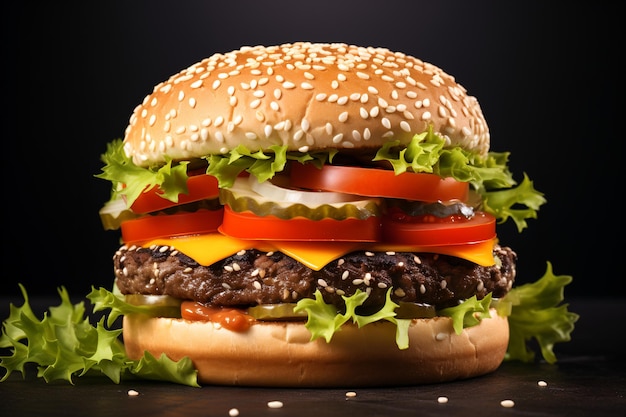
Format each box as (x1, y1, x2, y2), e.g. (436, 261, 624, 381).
(248, 174, 359, 205)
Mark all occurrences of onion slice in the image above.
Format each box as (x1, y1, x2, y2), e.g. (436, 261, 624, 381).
(248, 174, 359, 205)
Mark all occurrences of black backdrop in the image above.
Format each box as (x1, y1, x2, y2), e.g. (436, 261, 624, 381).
(6, 1, 622, 299)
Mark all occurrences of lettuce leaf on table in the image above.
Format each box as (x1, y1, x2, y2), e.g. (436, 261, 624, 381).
(0, 285, 199, 386)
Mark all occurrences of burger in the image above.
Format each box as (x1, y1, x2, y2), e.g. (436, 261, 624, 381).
(93, 42, 570, 387)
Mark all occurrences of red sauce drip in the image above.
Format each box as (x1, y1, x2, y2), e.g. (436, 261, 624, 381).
(181, 301, 254, 332)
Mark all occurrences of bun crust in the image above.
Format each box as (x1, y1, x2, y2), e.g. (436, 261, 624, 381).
(123, 42, 489, 167)
(123, 310, 508, 387)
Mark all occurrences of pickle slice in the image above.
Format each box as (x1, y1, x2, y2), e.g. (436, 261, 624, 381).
(125, 294, 183, 318)
(394, 302, 437, 319)
(247, 303, 308, 320)
(220, 176, 381, 220)
(99, 197, 140, 230)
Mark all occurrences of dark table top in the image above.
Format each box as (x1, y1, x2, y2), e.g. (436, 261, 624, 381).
(1, 296, 624, 417)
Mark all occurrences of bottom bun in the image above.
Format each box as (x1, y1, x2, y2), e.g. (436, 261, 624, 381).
(123, 310, 509, 387)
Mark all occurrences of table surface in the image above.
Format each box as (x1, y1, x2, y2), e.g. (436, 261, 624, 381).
(1, 296, 625, 417)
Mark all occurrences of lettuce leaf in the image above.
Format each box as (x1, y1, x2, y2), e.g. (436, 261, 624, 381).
(498, 262, 579, 364)
(0, 284, 199, 386)
(206, 145, 337, 188)
(95, 139, 190, 208)
(438, 294, 493, 334)
(294, 288, 494, 350)
(294, 288, 412, 349)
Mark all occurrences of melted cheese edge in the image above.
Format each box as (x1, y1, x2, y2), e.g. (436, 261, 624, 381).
(143, 233, 496, 270)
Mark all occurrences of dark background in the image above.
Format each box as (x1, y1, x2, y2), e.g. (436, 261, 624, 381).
(6, 1, 623, 300)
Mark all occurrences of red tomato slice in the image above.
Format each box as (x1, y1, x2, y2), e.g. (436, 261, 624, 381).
(121, 208, 224, 244)
(381, 212, 496, 246)
(131, 174, 219, 214)
(219, 206, 381, 242)
(289, 164, 468, 202)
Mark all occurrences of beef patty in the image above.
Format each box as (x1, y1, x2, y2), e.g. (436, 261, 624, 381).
(113, 243, 516, 312)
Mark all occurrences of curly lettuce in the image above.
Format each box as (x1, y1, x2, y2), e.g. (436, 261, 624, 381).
(95, 139, 190, 208)
(0, 285, 199, 386)
(498, 262, 579, 363)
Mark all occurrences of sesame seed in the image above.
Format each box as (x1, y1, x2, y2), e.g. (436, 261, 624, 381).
(394, 288, 406, 297)
(437, 396, 448, 404)
(538, 380, 548, 387)
(229, 408, 240, 416)
(267, 401, 283, 409)
(500, 400, 515, 408)
(127, 389, 140, 396)
(345, 391, 357, 398)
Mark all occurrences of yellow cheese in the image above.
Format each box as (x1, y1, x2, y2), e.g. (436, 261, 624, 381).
(368, 239, 496, 266)
(268, 241, 366, 270)
(143, 234, 496, 270)
(146, 234, 272, 266)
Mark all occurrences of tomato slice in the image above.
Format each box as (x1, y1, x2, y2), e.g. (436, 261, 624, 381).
(121, 208, 224, 244)
(219, 206, 381, 242)
(131, 174, 219, 214)
(381, 212, 496, 246)
(289, 164, 469, 202)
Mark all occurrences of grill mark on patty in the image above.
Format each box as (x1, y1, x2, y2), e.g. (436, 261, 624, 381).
(113, 244, 516, 311)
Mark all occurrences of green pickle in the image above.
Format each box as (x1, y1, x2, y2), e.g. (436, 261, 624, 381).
(394, 302, 437, 319)
(99, 197, 140, 230)
(220, 177, 381, 220)
(247, 303, 308, 320)
(125, 294, 183, 318)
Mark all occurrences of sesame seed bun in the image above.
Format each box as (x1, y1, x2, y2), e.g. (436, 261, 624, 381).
(122, 309, 508, 387)
(123, 42, 489, 167)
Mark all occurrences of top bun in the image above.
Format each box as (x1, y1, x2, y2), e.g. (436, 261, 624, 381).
(123, 42, 490, 167)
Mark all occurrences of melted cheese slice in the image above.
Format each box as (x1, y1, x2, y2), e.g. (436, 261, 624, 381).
(143, 234, 496, 270)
